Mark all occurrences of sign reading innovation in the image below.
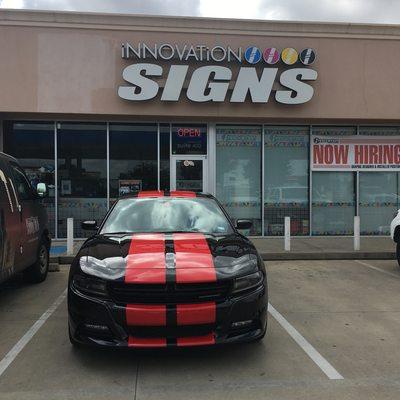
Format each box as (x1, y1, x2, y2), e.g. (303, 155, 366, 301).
(118, 42, 318, 105)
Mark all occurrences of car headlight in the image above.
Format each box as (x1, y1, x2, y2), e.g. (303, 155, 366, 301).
(72, 274, 108, 298)
(79, 256, 126, 280)
(232, 271, 264, 294)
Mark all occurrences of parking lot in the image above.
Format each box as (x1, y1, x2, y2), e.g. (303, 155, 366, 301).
(1, 259, 400, 400)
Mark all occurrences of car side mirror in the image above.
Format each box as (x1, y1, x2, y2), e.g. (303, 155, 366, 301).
(81, 220, 98, 231)
(36, 182, 47, 197)
(236, 219, 253, 230)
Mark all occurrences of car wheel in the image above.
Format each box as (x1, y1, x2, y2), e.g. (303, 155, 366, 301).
(24, 238, 49, 283)
(397, 243, 400, 268)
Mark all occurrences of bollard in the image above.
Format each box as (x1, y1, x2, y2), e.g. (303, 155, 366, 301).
(284, 216, 291, 251)
(67, 218, 74, 256)
(354, 216, 360, 251)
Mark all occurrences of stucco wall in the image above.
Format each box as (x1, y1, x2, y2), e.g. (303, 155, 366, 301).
(1, 10, 400, 122)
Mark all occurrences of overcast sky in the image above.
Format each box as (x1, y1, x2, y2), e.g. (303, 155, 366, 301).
(1, 0, 400, 24)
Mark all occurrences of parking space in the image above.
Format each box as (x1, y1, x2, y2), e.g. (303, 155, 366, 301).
(0, 260, 400, 399)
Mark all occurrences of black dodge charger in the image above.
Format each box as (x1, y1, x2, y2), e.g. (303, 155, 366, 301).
(68, 191, 268, 348)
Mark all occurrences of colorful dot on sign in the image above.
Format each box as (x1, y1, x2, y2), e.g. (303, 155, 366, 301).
(300, 48, 316, 65)
(281, 48, 298, 65)
(244, 46, 262, 64)
(263, 47, 280, 64)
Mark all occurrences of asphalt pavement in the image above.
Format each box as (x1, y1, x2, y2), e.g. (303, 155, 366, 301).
(1, 259, 400, 399)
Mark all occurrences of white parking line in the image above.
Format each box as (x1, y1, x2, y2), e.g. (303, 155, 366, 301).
(355, 260, 400, 279)
(0, 289, 67, 378)
(268, 303, 344, 380)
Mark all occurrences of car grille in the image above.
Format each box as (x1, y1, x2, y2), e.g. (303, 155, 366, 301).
(127, 324, 214, 338)
(108, 281, 232, 304)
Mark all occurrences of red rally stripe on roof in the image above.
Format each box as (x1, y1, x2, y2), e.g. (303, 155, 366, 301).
(125, 233, 166, 284)
(138, 190, 164, 197)
(173, 233, 217, 284)
(126, 304, 166, 326)
(169, 191, 196, 198)
(128, 336, 167, 348)
(177, 333, 215, 347)
(176, 302, 216, 325)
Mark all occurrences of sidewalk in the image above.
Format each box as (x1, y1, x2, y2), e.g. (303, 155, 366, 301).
(50, 236, 396, 264)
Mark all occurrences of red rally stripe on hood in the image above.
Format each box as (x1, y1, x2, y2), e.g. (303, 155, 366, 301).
(177, 333, 215, 347)
(138, 190, 164, 197)
(125, 233, 166, 284)
(176, 302, 216, 325)
(173, 233, 217, 284)
(170, 191, 196, 198)
(126, 304, 166, 326)
(128, 336, 167, 348)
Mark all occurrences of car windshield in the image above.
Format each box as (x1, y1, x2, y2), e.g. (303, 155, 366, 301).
(100, 197, 234, 235)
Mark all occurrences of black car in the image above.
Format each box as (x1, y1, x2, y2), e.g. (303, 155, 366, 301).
(0, 152, 51, 284)
(68, 191, 268, 348)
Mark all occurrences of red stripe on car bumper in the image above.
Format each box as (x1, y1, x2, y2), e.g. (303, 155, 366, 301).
(128, 336, 167, 348)
(177, 333, 215, 347)
(125, 234, 166, 284)
(173, 233, 217, 283)
(176, 302, 216, 325)
(138, 190, 164, 197)
(170, 191, 196, 198)
(126, 304, 166, 326)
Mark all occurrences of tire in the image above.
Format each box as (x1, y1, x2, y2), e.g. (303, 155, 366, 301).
(397, 242, 400, 268)
(24, 238, 49, 283)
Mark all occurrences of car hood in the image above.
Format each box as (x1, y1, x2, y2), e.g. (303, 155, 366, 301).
(77, 232, 260, 280)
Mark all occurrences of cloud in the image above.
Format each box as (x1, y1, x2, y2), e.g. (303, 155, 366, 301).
(257, 0, 400, 23)
(2, 0, 400, 24)
(0, 0, 201, 16)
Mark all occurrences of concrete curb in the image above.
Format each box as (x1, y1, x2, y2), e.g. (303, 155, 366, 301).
(50, 252, 396, 265)
(260, 252, 396, 261)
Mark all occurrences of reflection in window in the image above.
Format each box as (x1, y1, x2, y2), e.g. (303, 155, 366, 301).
(312, 172, 355, 235)
(359, 173, 399, 235)
(4, 122, 56, 236)
(160, 124, 170, 191)
(358, 127, 400, 235)
(57, 123, 107, 238)
(216, 126, 262, 235)
(109, 124, 157, 199)
(264, 127, 309, 236)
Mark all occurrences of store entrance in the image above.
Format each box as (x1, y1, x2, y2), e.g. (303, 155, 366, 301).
(171, 156, 208, 193)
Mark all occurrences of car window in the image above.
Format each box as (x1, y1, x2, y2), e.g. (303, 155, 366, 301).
(9, 163, 34, 201)
(101, 197, 234, 235)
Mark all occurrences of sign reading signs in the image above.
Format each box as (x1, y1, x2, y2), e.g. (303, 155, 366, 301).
(311, 136, 400, 171)
(118, 42, 318, 105)
(172, 125, 207, 155)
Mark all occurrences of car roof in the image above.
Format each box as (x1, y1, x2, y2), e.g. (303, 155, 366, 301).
(119, 191, 215, 200)
(0, 152, 19, 164)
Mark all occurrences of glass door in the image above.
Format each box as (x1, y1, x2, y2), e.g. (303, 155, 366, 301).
(171, 156, 207, 193)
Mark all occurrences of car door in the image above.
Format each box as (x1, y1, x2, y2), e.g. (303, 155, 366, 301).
(7, 161, 40, 270)
(0, 159, 21, 279)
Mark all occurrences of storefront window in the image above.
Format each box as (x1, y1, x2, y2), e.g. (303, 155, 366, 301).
(311, 127, 356, 235)
(109, 124, 158, 198)
(359, 126, 400, 235)
(160, 124, 170, 191)
(359, 173, 399, 235)
(216, 125, 262, 235)
(3, 122, 56, 237)
(57, 123, 107, 238)
(264, 126, 309, 236)
(312, 172, 355, 235)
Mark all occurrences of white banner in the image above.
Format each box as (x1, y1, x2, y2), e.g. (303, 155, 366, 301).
(311, 135, 400, 171)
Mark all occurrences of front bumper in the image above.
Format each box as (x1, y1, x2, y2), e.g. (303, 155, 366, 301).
(68, 282, 267, 348)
